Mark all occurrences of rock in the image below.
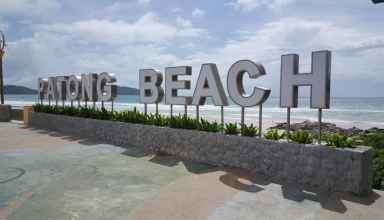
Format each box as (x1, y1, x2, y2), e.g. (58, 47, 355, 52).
(365, 127, 384, 134)
(270, 120, 364, 136)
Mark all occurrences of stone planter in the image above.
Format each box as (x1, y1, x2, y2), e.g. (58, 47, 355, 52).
(0, 104, 11, 122)
(28, 112, 373, 194)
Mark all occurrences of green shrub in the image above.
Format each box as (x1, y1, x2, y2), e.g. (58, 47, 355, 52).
(373, 149, 384, 190)
(113, 107, 148, 124)
(241, 124, 259, 137)
(169, 115, 198, 130)
(325, 133, 354, 148)
(198, 119, 221, 132)
(362, 133, 384, 150)
(151, 114, 169, 127)
(264, 129, 285, 140)
(225, 123, 240, 135)
(289, 130, 313, 144)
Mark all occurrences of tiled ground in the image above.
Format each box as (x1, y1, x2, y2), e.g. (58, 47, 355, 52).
(0, 122, 383, 220)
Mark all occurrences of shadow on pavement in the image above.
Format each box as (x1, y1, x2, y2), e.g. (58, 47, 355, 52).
(218, 169, 381, 214)
(23, 126, 382, 215)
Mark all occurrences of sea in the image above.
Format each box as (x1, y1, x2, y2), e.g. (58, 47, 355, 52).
(5, 95, 384, 129)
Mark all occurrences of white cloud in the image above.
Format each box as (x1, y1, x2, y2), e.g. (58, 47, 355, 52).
(182, 17, 384, 94)
(137, 0, 152, 6)
(6, 30, 182, 87)
(4, 13, 207, 87)
(0, 0, 61, 16)
(176, 17, 193, 28)
(228, 0, 296, 11)
(192, 8, 205, 18)
(37, 13, 205, 45)
(170, 7, 183, 13)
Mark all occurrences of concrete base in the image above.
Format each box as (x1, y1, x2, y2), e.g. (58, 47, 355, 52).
(0, 104, 11, 122)
(23, 106, 33, 125)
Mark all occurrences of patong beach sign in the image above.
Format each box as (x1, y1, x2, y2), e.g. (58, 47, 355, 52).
(37, 50, 331, 141)
(38, 72, 117, 108)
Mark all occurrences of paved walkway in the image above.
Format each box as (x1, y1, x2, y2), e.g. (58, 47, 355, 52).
(0, 122, 383, 220)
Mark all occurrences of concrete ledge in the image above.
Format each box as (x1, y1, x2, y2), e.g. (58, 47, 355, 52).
(0, 104, 11, 122)
(11, 108, 23, 121)
(28, 112, 373, 194)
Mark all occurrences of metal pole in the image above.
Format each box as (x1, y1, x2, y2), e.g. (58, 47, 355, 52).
(241, 107, 245, 134)
(0, 54, 4, 105)
(101, 101, 104, 109)
(156, 103, 159, 115)
(144, 103, 147, 115)
(93, 101, 96, 109)
(71, 100, 73, 108)
(170, 104, 173, 117)
(184, 105, 187, 117)
(259, 104, 263, 138)
(48, 97, 51, 106)
(111, 99, 114, 112)
(85, 100, 87, 107)
(287, 107, 291, 140)
(318, 108, 322, 144)
(221, 106, 224, 130)
(196, 105, 199, 121)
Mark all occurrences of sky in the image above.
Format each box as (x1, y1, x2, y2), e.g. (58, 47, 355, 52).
(0, 0, 383, 97)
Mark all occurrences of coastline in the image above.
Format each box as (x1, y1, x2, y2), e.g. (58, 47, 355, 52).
(4, 95, 384, 130)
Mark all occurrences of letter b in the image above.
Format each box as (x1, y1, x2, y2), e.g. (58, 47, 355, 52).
(139, 69, 164, 104)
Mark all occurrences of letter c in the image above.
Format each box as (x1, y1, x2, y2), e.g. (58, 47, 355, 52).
(227, 60, 271, 107)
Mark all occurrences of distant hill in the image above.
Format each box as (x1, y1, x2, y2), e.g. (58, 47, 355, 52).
(117, 86, 139, 95)
(4, 85, 37, 94)
(4, 85, 139, 95)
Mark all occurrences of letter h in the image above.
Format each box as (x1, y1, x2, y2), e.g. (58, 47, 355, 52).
(280, 51, 331, 109)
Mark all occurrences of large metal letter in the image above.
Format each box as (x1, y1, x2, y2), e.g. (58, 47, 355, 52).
(81, 73, 98, 102)
(38, 78, 48, 103)
(192, 64, 228, 106)
(280, 51, 331, 109)
(97, 72, 117, 102)
(227, 60, 271, 107)
(46, 77, 58, 103)
(139, 69, 164, 104)
(165, 66, 192, 105)
(67, 75, 81, 101)
(56, 76, 68, 105)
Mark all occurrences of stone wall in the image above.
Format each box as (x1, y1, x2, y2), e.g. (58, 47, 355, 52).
(28, 112, 373, 194)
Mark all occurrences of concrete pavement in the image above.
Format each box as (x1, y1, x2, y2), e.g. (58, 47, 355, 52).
(0, 122, 383, 220)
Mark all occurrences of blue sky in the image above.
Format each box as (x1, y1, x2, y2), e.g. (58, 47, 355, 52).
(0, 0, 383, 97)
